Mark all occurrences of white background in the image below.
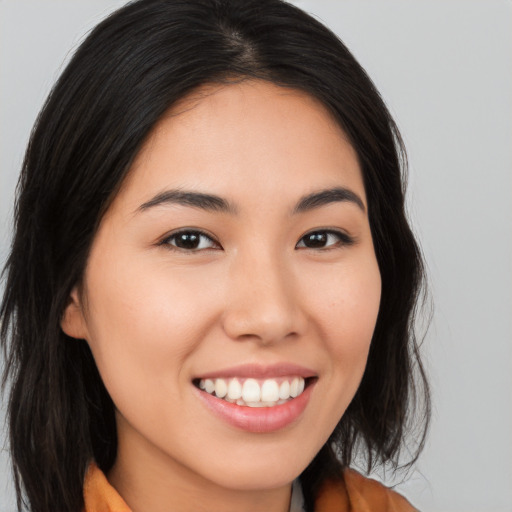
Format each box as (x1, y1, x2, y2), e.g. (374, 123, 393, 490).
(1, 1, 511, 511)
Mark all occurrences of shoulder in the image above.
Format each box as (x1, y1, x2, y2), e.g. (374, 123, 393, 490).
(314, 468, 418, 512)
(343, 468, 418, 511)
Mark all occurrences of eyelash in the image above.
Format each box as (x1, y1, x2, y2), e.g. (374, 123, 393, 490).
(160, 228, 355, 253)
(160, 229, 220, 251)
(296, 229, 355, 250)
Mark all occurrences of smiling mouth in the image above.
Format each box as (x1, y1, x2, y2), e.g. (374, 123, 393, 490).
(193, 376, 316, 407)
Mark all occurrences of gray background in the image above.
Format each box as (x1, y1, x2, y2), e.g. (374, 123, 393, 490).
(1, 1, 511, 511)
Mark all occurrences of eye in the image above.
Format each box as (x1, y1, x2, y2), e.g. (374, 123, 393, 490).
(161, 230, 220, 251)
(296, 229, 354, 249)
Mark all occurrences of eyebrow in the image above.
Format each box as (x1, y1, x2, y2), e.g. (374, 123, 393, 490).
(293, 187, 366, 214)
(137, 186, 365, 215)
(138, 190, 237, 214)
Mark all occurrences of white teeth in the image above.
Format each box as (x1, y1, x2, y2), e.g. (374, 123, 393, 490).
(297, 378, 305, 395)
(261, 379, 279, 402)
(214, 378, 227, 398)
(227, 378, 242, 400)
(246, 401, 276, 408)
(242, 378, 261, 402)
(289, 378, 305, 397)
(198, 376, 307, 406)
(279, 380, 290, 400)
(204, 379, 215, 394)
(290, 377, 299, 398)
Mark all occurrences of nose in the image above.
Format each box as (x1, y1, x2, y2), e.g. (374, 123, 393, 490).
(222, 252, 306, 345)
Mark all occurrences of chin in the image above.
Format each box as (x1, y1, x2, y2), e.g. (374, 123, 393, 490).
(197, 447, 314, 491)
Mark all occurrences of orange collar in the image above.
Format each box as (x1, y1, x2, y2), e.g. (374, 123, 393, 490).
(83, 463, 131, 512)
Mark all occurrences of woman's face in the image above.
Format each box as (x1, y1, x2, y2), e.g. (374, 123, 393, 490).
(63, 81, 381, 492)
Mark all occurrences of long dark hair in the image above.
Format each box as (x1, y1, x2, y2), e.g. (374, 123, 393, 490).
(1, 1, 430, 511)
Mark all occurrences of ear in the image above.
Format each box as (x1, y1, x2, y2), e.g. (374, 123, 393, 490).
(61, 287, 88, 339)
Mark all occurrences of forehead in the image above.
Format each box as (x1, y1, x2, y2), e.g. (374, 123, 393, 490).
(111, 80, 365, 215)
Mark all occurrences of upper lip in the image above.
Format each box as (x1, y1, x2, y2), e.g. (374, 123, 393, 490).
(194, 363, 317, 380)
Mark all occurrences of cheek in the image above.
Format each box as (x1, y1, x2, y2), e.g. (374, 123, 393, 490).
(81, 254, 221, 401)
(309, 256, 381, 394)
(316, 257, 381, 346)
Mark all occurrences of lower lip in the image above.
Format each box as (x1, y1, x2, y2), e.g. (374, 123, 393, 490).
(195, 381, 315, 433)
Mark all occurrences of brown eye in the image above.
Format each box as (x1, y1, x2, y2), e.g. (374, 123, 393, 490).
(163, 230, 219, 251)
(296, 230, 353, 249)
(302, 232, 329, 248)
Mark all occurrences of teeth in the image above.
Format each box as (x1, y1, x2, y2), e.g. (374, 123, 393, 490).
(242, 379, 261, 402)
(227, 378, 242, 400)
(214, 378, 227, 398)
(290, 377, 299, 397)
(198, 376, 307, 407)
(279, 380, 290, 400)
(289, 377, 305, 398)
(204, 379, 215, 394)
(246, 401, 276, 407)
(261, 379, 279, 402)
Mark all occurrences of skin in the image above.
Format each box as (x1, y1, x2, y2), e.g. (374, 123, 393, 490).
(62, 80, 381, 512)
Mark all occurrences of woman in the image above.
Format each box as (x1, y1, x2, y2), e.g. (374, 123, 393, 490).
(0, 1, 429, 511)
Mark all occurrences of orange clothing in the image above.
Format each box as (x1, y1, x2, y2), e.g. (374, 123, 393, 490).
(83, 462, 417, 512)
